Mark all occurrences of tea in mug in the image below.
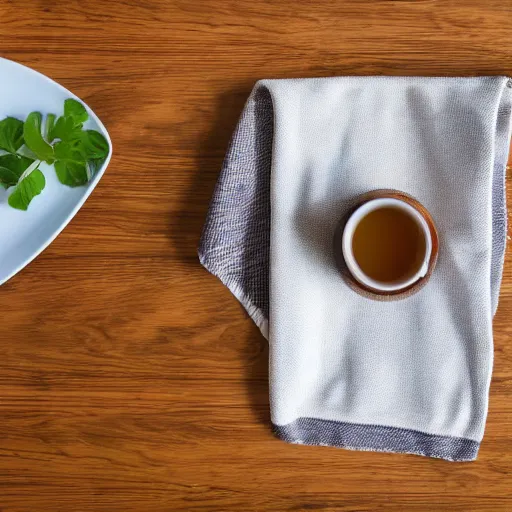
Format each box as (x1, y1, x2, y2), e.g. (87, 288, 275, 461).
(351, 207, 426, 283)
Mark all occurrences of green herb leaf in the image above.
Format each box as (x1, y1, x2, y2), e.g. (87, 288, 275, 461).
(45, 114, 56, 142)
(23, 112, 54, 163)
(55, 160, 88, 187)
(50, 116, 83, 142)
(8, 167, 45, 211)
(64, 99, 88, 125)
(0, 154, 35, 187)
(0, 117, 24, 153)
(54, 141, 85, 163)
(0, 167, 16, 188)
(76, 130, 109, 160)
(53, 141, 88, 186)
(51, 100, 88, 142)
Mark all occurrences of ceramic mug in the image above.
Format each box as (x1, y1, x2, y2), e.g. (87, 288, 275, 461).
(341, 197, 433, 293)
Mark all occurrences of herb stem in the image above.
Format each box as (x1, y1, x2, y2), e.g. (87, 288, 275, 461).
(17, 160, 41, 183)
(45, 114, 56, 142)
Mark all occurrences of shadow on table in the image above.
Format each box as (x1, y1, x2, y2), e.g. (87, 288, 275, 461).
(172, 82, 271, 426)
(172, 84, 254, 266)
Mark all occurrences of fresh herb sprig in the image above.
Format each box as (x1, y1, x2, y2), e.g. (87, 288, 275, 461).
(0, 99, 109, 210)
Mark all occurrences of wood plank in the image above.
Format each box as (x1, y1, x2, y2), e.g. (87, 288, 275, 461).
(0, 0, 511, 510)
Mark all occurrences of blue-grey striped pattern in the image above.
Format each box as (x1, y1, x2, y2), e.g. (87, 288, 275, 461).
(199, 86, 272, 329)
(273, 418, 479, 461)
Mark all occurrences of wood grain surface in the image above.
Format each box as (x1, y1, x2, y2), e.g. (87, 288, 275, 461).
(0, 1, 511, 510)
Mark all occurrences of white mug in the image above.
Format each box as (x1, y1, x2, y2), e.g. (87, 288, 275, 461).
(341, 197, 433, 292)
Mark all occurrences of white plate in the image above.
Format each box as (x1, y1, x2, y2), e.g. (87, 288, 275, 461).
(0, 58, 112, 284)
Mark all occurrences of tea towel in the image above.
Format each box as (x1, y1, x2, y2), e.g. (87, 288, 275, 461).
(199, 77, 512, 461)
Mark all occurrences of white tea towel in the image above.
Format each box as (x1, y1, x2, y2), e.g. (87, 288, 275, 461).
(199, 77, 512, 461)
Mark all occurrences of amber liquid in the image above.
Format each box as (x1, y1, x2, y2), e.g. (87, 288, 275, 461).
(351, 207, 426, 283)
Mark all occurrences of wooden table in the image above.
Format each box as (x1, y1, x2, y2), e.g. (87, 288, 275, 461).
(0, 1, 511, 510)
